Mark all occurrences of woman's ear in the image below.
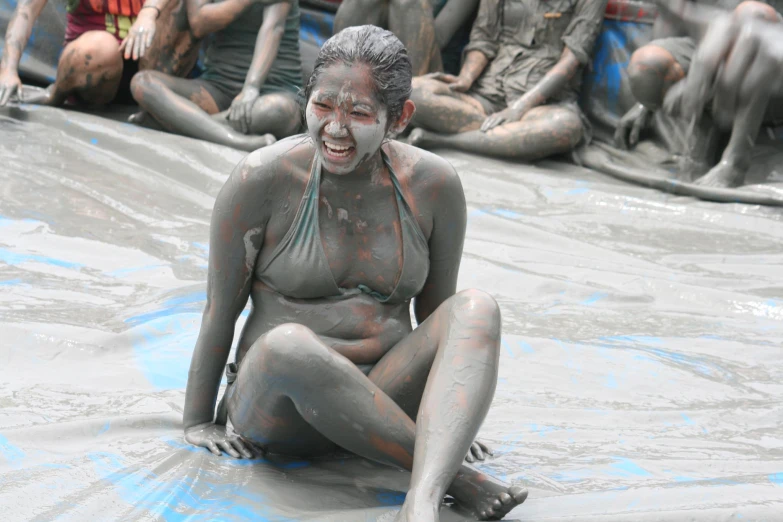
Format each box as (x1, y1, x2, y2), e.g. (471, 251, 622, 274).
(388, 99, 416, 138)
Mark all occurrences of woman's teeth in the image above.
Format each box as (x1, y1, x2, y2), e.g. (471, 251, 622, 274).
(325, 142, 353, 157)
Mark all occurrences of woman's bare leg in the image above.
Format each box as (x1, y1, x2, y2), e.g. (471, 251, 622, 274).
(410, 105, 583, 161)
(409, 76, 486, 133)
(24, 31, 124, 106)
(130, 71, 275, 151)
(211, 92, 302, 139)
(228, 290, 526, 521)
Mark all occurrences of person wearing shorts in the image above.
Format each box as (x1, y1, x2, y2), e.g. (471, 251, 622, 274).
(0, 0, 198, 107)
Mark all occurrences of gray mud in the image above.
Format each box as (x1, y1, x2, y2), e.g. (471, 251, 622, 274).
(1, 105, 782, 521)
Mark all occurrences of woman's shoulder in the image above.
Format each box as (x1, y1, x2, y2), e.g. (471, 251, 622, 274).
(236, 135, 315, 183)
(384, 140, 463, 196)
(384, 140, 460, 183)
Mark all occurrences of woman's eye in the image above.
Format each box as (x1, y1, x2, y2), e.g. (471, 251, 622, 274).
(314, 102, 330, 109)
(351, 111, 369, 117)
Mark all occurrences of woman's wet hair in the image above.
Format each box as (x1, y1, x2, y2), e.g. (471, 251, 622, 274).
(304, 25, 413, 123)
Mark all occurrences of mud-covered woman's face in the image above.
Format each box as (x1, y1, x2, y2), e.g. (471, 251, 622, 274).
(306, 62, 388, 175)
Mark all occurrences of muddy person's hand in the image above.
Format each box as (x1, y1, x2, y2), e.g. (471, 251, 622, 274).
(120, 8, 158, 61)
(228, 86, 260, 135)
(185, 422, 255, 458)
(465, 440, 494, 463)
(0, 66, 23, 106)
(481, 106, 524, 132)
(426, 72, 473, 93)
(614, 102, 652, 149)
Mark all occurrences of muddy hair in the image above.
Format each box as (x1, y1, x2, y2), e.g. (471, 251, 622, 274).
(303, 25, 413, 123)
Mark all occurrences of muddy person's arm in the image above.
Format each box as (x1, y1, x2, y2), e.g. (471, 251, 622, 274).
(414, 157, 467, 323)
(186, 0, 286, 39)
(434, 0, 480, 49)
(0, 0, 48, 105)
(183, 152, 269, 441)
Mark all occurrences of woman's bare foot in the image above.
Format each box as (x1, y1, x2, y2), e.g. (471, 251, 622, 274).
(234, 133, 276, 152)
(408, 127, 436, 149)
(693, 159, 747, 187)
(448, 465, 527, 520)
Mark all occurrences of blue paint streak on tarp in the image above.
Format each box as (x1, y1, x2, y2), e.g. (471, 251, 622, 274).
(0, 248, 83, 269)
(88, 451, 291, 521)
(0, 434, 25, 464)
(130, 313, 201, 390)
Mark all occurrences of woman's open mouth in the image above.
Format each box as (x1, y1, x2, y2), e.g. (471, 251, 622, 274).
(323, 141, 356, 161)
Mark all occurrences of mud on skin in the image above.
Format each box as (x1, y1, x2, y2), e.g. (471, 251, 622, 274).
(407, 0, 605, 160)
(130, 0, 301, 150)
(183, 26, 527, 521)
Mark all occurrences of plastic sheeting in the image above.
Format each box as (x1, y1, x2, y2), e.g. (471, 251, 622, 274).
(1, 105, 782, 521)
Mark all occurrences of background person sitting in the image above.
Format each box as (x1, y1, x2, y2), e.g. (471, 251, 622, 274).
(615, 0, 783, 187)
(0, 0, 198, 107)
(407, 0, 607, 161)
(334, 0, 479, 75)
(130, 0, 303, 151)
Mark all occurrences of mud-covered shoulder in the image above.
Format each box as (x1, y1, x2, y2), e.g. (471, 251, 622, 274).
(216, 135, 315, 225)
(384, 139, 462, 190)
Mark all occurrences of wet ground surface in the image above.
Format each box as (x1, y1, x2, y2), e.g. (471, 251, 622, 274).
(1, 105, 782, 521)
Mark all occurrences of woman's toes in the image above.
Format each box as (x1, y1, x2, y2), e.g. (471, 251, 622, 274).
(499, 492, 512, 505)
(492, 498, 502, 510)
(510, 485, 528, 502)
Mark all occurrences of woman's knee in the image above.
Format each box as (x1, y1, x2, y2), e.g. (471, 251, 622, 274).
(250, 94, 302, 137)
(734, 1, 779, 22)
(251, 323, 327, 372)
(445, 289, 501, 344)
(130, 70, 164, 101)
(61, 31, 122, 72)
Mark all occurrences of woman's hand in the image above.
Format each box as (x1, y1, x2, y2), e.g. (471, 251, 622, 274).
(228, 86, 260, 134)
(184, 422, 255, 458)
(480, 106, 524, 132)
(0, 66, 23, 106)
(426, 72, 473, 93)
(614, 102, 652, 150)
(120, 8, 158, 61)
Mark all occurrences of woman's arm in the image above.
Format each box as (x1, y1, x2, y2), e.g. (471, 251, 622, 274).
(434, 0, 480, 49)
(414, 158, 468, 323)
(186, 0, 285, 39)
(243, 2, 290, 90)
(0, 0, 48, 105)
(183, 152, 270, 434)
(226, 2, 291, 133)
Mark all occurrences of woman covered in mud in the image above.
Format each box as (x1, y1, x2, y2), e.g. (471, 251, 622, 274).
(182, 26, 527, 522)
(130, 0, 303, 151)
(408, 0, 606, 160)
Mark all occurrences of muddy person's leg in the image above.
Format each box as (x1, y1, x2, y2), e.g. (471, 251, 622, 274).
(212, 92, 302, 139)
(228, 290, 525, 521)
(409, 76, 486, 133)
(24, 31, 124, 106)
(388, 0, 439, 75)
(693, 1, 781, 187)
(130, 71, 274, 151)
(334, 0, 389, 32)
(410, 105, 583, 161)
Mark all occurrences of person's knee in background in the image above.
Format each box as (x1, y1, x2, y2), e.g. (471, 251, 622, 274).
(627, 44, 685, 110)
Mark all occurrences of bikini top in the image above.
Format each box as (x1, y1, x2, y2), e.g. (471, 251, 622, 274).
(255, 150, 430, 305)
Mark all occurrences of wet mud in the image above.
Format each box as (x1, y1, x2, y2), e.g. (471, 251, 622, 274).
(1, 105, 782, 521)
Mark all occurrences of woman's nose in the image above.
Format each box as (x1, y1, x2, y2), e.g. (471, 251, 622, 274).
(325, 120, 348, 138)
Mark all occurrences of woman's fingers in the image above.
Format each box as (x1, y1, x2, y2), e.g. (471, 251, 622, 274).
(218, 440, 241, 458)
(477, 440, 493, 456)
(231, 438, 254, 459)
(471, 442, 485, 460)
(206, 440, 222, 456)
